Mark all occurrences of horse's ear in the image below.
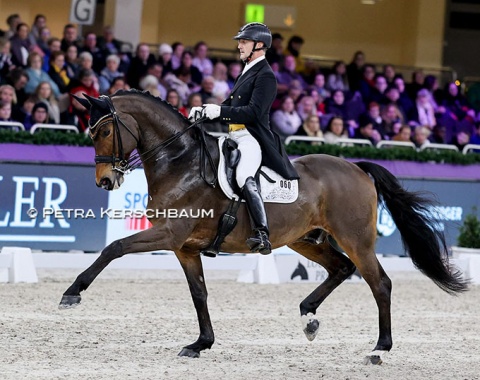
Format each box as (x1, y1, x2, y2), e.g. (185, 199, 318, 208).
(84, 94, 110, 110)
(71, 93, 91, 110)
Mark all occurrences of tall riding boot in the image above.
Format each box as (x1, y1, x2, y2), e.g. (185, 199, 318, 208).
(242, 176, 272, 255)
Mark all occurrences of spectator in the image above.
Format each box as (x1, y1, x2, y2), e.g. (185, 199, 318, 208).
(28, 14, 47, 46)
(227, 61, 242, 89)
(126, 42, 156, 89)
(369, 74, 388, 104)
(186, 92, 202, 116)
(450, 128, 471, 151)
(5, 68, 28, 107)
(324, 116, 348, 144)
(412, 125, 431, 148)
(285, 35, 305, 74)
(325, 89, 360, 136)
(24, 52, 60, 97)
(68, 68, 100, 131)
(393, 75, 414, 117)
(384, 84, 407, 120)
(170, 42, 184, 71)
(362, 101, 387, 138)
(326, 61, 349, 93)
(406, 69, 424, 100)
(470, 123, 480, 145)
(11, 96, 35, 124)
(346, 50, 365, 92)
(271, 95, 302, 141)
(9, 23, 35, 68)
(381, 102, 404, 138)
(166, 88, 187, 117)
(383, 64, 396, 86)
(311, 72, 330, 100)
(4, 14, 21, 40)
(60, 24, 82, 52)
(354, 116, 383, 145)
(0, 99, 13, 122)
(409, 88, 437, 130)
(211, 61, 230, 100)
(392, 124, 412, 142)
(36, 26, 51, 54)
(76, 51, 100, 92)
(108, 76, 129, 95)
(97, 26, 123, 56)
(423, 74, 443, 107)
(42, 37, 61, 72)
(98, 54, 124, 95)
(438, 81, 475, 130)
(430, 125, 447, 144)
(173, 50, 203, 92)
(277, 54, 307, 95)
(158, 43, 173, 76)
(64, 44, 80, 79)
(192, 41, 213, 76)
(139, 74, 161, 97)
(81, 32, 106, 74)
(0, 37, 14, 81)
(23, 101, 49, 130)
(197, 75, 216, 103)
(358, 64, 376, 105)
(296, 95, 317, 121)
(143, 62, 167, 98)
(294, 114, 323, 144)
(31, 81, 60, 123)
(48, 51, 71, 94)
(305, 86, 326, 115)
(266, 32, 284, 65)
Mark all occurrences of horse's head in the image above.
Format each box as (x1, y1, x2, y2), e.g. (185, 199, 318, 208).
(73, 94, 139, 191)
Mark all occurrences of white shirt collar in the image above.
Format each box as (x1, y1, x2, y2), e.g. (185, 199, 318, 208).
(241, 55, 265, 76)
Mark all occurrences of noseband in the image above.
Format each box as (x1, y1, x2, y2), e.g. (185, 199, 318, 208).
(88, 95, 217, 187)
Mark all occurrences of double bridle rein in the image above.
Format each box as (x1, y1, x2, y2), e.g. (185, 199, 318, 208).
(88, 95, 217, 187)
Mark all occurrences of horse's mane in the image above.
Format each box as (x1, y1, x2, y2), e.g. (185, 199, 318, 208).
(112, 89, 190, 124)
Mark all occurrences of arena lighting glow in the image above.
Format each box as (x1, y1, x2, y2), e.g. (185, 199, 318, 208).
(455, 80, 461, 86)
(245, 4, 265, 23)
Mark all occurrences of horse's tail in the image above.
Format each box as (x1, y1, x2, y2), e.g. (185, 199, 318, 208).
(355, 161, 469, 294)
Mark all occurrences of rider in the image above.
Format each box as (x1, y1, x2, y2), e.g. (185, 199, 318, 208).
(190, 22, 299, 255)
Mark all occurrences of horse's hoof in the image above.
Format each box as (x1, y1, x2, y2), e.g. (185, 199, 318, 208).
(178, 348, 200, 358)
(363, 350, 387, 365)
(58, 295, 81, 309)
(301, 312, 320, 341)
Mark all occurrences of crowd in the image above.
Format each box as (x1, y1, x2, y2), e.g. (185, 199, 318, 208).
(1, 13, 479, 149)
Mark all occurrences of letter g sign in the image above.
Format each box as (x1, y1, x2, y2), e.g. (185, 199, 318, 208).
(69, 0, 97, 25)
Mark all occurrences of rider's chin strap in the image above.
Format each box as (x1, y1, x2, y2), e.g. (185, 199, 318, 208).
(242, 42, 265, 64)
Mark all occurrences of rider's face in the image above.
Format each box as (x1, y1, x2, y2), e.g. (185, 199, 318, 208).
(237, 39, 254, 61)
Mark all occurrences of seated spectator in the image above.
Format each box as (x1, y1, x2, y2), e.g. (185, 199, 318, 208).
(354, 116, 383, 145)
(0, 83, 17, 107)
(158, 43, 173, 76)
(4, 70, 28, 114)
(470, 122, 480, 145)
(186, 92, 202, 117)
(65, 44, 80, 79)
(173, 50, 203, 93)
(409, 89, 437, 130)
(326, 61, 349, 93)
(361, 101, 387, 139)
(4, 14, 21, 40)
(139, 74, 161, 97)
(67, 69, 100, 131)
(0, 37, 14, 80)
(393, 75, 414, 117)
(97, 26, 123, 56)
(392, 124, 412, 142)
(383, 64, 396, 86)
(31, 81, 60, 123)
(108, 76, 129, 95)
(358, 64, 376, 104)
(24, 52, 60, 97)
(423, 74, 443, 107)
(166, 88, 188, 117)
(381, 102, 404, 138)
(76, 51, 100, 92)
(412, 125, 431, 148)
(311, 72, 330, 100)
(60, 24, 82, 53)
(0, 99, 13, 122)
(28, 14, 47, 46)
(277, 54, 307, 95)
(266, 32, 284, 65)
(369, 74, 388, 104)
(406, 69, 424, 100)
(36, 26, 51, 55)
(196, 75, 216, 103)
(126, 43, 156, 89)
(323, 116, 348, 144)
(294, 114, 323, 144)
(305, 86, 326, 115)
(42, 37, 61, 72)
(296, 95, 318, 121)
(384, 84, 408, 120)
(143, 62, 167, 98)
(438, 81, 475, 130)
(23, 101, 49, 131)
(80, 32, 106, 74)
(325, 89, 361, 136)
(450, 128, 471, 151)
(10, 23, 36, 68)
(98, 54, 124, 95)
(346, 50, 365, 92)
(170, 42, 185, 71)
(212, 62, 230, 100)
(48, 51, 71, 94)
(227, 61, 242, 89)
(192, 41, 213, 76)
(271, 95, 302, 141)
(11, 96, 35, 125)
(430, 125, 447, 144)
(284, 35, 305, 74)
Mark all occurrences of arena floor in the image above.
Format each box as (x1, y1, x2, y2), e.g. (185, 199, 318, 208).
(1, 268, 479, 380)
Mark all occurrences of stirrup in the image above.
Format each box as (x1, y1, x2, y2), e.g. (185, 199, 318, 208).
(246, 231, 272, 255)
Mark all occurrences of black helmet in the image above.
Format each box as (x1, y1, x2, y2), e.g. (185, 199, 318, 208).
(233, 23, 272, 49)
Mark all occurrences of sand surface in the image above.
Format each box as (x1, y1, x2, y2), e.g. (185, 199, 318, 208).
(1, 268, 479, 380)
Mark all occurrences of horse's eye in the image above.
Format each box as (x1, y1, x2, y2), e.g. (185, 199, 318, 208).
(102, 129, 111, 137)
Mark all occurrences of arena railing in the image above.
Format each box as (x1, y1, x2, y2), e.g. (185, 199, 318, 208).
(0, 121, 25, 132)
(462, 144, 480, 154)
(30, 123, 79, 134)
(284, 136, 372, 147)
(284, 136, 325, 145)
(420, 143, 459, 153)
(376, 140, 416, 150)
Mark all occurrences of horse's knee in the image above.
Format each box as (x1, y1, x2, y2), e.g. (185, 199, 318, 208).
(101, 240, 124, 259)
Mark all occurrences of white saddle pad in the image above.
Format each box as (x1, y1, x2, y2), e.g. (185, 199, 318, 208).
(217, 136, 299, 204)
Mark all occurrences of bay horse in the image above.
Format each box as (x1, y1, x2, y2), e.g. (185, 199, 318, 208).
(60, 89, 468, 364)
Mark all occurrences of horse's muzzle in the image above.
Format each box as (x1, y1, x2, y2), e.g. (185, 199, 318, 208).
(98, 176, 114, 190)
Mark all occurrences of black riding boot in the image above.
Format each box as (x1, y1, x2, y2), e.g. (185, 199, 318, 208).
(242, 176, 272, 255)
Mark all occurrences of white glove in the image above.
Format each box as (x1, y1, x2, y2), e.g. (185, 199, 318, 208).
(202, 104, 221, 120)
(188, 106, 204, 121)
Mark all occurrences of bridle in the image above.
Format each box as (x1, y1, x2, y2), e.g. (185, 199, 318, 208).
(88, 95, 217, 187)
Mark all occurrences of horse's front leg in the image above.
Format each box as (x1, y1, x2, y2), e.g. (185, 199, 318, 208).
(58, 225, 179, 308)
(176, 249, 214, 358)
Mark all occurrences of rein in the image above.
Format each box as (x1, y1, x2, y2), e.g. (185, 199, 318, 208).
(89, 96, 218, 188)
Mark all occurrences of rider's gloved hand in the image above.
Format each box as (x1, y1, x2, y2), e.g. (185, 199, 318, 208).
(202, 104, 221, 120)
(188, 106, 204, 121)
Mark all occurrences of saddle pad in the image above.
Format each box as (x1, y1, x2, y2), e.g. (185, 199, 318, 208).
(217, 136, 299, 204)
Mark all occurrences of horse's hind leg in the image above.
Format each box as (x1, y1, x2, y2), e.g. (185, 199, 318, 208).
(176, 249, 214, 358)
(288, 239, 356, 341)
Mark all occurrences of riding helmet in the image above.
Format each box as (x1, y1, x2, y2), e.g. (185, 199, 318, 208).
(233, 22, 272, 49)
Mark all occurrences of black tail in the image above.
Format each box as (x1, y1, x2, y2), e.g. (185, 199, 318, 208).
(356, 161, 469, 294)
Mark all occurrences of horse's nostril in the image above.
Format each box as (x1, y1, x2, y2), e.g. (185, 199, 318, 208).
(99, 177, 113, 190)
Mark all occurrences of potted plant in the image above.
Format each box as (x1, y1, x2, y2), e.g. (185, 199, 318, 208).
(452, 207, 480, 256)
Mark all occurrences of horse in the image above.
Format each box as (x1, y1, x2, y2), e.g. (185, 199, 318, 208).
(60, 89, 468, 364)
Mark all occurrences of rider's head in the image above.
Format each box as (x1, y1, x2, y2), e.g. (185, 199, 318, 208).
(233, 22, 272, 63)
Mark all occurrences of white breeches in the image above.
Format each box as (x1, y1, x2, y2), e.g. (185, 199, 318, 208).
(229, 129, 262, 188)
